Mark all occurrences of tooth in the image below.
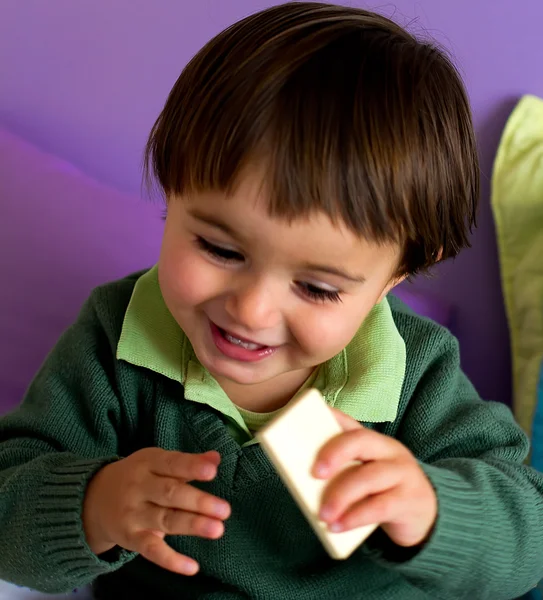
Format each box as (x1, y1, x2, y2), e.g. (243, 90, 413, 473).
(225, 333, 260, 350)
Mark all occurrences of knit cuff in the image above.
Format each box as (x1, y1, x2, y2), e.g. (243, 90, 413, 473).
(364, 464, 483, 592)
(35, 456, 136, 586)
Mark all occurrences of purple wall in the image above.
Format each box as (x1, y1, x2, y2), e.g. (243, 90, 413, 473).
(1, 0, 543, 405)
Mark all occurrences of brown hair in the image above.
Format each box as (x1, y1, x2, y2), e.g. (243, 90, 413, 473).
(145, 2, 479, 275)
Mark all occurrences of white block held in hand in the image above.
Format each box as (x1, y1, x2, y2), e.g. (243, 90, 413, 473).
(257, 388, 378, 560)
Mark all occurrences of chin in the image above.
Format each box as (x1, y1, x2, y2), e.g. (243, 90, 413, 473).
(216, 366, 268, 386)
(202, 356, 270, 386)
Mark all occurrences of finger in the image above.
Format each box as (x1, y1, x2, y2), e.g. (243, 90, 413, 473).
(151, 450, 221, 482)
(329, 407, 363, 432)
(131, 530, 200, 576)
(313, 428, 404, 478)
(319, 460, 404, 523)
(328, 487, 404, 533)
(202, 450, 222, 466)
(146, 478, 231, 520)
(141, 504, 226, 539)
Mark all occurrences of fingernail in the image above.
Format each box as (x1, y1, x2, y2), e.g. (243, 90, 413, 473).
(184, 560, 199, 575)
(330, 522, 344, 533)
(201, 465, 216, 479)
(214, 502, 230, 519)
(203, 520, 222, 538)
(314, 462, 329, 478)
(319, 506, 333, 521)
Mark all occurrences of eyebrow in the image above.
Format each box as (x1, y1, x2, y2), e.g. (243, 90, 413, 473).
(188, 210, 241, 239)
(302, 264, 366, 284)
(189, 209, 366, 284)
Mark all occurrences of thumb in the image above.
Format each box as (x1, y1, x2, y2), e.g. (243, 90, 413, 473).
(201, 450, 222, 466)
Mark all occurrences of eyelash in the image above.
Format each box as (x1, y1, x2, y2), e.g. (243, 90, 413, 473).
(195, 236, 343, 304)
(196, 236, 244, 263)
(297, 283, 342, 304)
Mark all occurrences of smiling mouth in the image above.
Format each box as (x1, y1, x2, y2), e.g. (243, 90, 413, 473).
(221, 329, 266, 351)
(209, 322, 279, 362)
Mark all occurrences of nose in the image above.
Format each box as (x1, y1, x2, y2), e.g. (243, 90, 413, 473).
(224, 276, 281, 332)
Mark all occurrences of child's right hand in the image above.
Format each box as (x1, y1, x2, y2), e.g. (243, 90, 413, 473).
(82, 448, 231, 575)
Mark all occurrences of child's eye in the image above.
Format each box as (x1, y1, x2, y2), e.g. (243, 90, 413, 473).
(296, 282, 342, 304)
(196, 236, 245, 263)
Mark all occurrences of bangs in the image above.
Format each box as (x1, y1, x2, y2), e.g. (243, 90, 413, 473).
(144, 2, 478, 273)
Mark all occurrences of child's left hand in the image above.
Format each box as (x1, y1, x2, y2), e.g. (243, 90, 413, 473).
(313, 409, 437, 549)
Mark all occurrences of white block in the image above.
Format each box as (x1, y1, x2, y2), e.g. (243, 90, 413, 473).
(257, 388, 378, 560)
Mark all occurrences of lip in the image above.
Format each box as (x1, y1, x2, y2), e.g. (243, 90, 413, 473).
(210, 322, 278, 363)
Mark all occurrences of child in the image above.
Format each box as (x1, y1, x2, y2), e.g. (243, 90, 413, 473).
(1, 2, 542, 598)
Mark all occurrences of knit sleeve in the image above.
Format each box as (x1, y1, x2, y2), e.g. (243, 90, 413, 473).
(0, 287, 138, 593)
(365, 330, 543, 599)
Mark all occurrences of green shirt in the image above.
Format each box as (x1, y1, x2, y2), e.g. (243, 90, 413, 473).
(1, 270, 543, 599)
(235, 366, 319, 436)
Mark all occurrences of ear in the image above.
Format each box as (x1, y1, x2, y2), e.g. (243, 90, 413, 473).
(377, 273, 407, 304)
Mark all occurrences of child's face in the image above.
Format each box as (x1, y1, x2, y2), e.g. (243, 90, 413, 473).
(158, 171, 402, 393)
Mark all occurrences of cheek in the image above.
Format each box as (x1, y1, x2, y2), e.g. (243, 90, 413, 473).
(158, 240, 221, 309)
(290, 303, 371, 360)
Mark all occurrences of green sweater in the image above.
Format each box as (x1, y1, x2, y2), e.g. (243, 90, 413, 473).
(1, 272, 543, 599)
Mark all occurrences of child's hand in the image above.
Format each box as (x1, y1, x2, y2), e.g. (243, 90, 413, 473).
(313, 409, 437, 548)
(82, 448, 231, 575)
